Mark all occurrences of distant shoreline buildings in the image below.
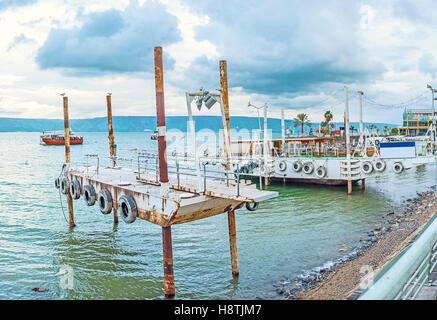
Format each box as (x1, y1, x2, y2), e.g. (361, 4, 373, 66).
(399, 108, 436, 136)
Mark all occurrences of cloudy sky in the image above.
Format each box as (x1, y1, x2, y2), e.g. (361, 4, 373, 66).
(0, 0, 436, 124)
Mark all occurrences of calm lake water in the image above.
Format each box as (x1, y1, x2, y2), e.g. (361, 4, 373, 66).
(0, 132, 435, 299)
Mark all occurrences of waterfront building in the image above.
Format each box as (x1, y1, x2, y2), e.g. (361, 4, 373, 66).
(399, 108, 436, 136)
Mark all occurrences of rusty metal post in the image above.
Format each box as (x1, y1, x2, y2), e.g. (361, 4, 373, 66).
(162, 226, 175, 297)
(106, 94, 118, 224)
(227, 209, 239, 276)
(154, 47, 169, 185)
(63, 96, 75, 228)
(106, 94, 116, 167)
(362, 178, 366, 190)
(220, 60, 231, 170)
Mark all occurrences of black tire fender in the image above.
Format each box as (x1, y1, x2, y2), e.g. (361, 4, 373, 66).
(98, 189, 113, 214)
(84, 184, 96, 206)
(69, 180, 81, 200)
(118, 195, 138, 224)
(246, 202, 259, 211)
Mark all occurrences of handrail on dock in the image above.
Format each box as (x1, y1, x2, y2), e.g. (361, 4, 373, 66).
(359, 214, 437, 300)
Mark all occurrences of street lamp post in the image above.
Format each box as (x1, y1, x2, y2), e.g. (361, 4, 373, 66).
(427, 84, 437, 146)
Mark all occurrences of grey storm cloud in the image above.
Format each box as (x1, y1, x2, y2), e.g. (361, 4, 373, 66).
(36, 1, 181, 75)
(0, 0, 36, 11)
(182, 0, 385, 95)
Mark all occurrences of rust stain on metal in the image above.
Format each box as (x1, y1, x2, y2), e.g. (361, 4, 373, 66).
(162, 226, 175, 297)
(106, 94, 116, 166)
(220, 60, 231, 170)
(63, 95, 75, 228)
(227, 209, 239, 276)
(154, 46, 169, 184)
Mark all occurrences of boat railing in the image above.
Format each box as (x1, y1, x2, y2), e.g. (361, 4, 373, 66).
(85, 152, 265, 197)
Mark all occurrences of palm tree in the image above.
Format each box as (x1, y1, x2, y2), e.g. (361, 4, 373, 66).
(350, 125, 356, 134)
(323, 110, 333, 135)
(367, 124, 377, 133)
(383, 126, 390, 135)
(293, 113, 311, 136)
(391, 127, 399, 135)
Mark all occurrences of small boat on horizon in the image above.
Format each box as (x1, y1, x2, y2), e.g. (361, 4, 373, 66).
(40, 130, 83, 146)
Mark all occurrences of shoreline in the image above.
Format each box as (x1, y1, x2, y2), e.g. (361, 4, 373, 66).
(274, 186, 437, 300)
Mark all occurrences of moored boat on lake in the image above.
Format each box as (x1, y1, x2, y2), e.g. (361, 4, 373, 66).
(40, 131, 83, 145)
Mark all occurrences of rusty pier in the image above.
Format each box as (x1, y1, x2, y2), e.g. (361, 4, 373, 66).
(56, 47, 277, 297)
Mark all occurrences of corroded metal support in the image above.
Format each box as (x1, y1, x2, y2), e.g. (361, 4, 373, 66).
(106, 94, 116, 167)
(63, 96, 75, 228)
(362, 178, 366, 190)
(106, 93, 118, 224)
(220, 60, 231, 170)
(154, 47, 169, 185)
(162, 226, 175, 297)
(227, 209, 239, 276)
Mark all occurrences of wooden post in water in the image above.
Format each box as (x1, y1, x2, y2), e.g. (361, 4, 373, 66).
(362, 178, 366, 190)
(220, 60, 231, 171)
(62, 95, 75, 228)
(154, 46, 174, 297)
(106, 93, 118, 224)
(227, 209, 239, 276)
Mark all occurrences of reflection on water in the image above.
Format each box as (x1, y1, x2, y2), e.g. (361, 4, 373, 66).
(0, 132, 435, 299)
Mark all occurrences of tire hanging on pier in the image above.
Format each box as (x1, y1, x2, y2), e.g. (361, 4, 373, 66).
(361, 161, 373, 174)
(69, 180, 81, 200)
(246, 202, 259, 211)
(98, 189, 113, 214)
(55, 177, 61, 189)
(118, 194, 137, 224)
(60, 176, 70, 195)
(392, 162, 404, 174)
(84, 184, 96, 206)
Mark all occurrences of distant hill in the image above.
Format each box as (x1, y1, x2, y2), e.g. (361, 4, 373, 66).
(0, 116, 397, 133)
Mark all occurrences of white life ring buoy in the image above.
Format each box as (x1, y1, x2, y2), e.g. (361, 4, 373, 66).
(292, 161, 302, 172)
(60, 176, 70, 195)
(98, 189, 113, 214)
(69, 180, 81, 200)
(118, 195, 138, 224)
(315, 166, 326, 178)
(361, 161, 373, 174)
(278, 160, 287, 172)
(373, 159, 386, 172)
(303, 162, 314, 174)
(84, 184, 96, 206)
(392, 162, 404, 174)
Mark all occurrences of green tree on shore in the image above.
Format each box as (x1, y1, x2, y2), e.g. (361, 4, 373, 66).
(293, 113, 311, 136)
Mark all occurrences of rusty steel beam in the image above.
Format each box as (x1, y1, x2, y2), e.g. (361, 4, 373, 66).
(63, 96, 75, 228)
(106, 94, 116, 167)
(162, 226, 175, 297)
(220, 60, 231, 170)
(106, 94, 118, 224)
(154, 47, 169, 184)
(227, 209, 239, 276)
